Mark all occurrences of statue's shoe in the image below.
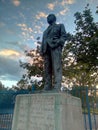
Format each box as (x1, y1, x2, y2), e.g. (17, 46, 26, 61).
(43, 86, 52, 91)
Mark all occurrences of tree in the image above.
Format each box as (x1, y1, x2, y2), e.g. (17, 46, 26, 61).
(96, 6, 98, 14)
(73, 5, 98, 66)
(62, 5, 98, 87)
(18, 40, 44, 90)
(0, 81, 9, 90)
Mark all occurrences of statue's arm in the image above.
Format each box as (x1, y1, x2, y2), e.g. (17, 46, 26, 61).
(59, 24, 67, 47)
(40, 33, 44, 56)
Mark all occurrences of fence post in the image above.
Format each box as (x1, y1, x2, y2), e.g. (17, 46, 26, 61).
(92, 88, 97, 130)
(86, 87, 92, 130)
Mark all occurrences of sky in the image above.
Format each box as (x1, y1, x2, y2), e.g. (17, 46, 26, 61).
(0, 0, 98, 88)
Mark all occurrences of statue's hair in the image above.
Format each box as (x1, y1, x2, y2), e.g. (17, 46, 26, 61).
(47, 14, 56, 22)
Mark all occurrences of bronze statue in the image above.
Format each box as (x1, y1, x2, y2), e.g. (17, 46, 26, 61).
(41, 14, 66, 91)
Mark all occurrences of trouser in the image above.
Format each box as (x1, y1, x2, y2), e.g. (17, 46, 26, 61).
(44, 46, 62, 90)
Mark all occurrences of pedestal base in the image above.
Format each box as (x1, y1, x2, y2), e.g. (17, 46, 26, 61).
(12, 93, 84, 130)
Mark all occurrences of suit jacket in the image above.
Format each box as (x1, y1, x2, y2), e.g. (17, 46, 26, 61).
(41, 23, 66, 55)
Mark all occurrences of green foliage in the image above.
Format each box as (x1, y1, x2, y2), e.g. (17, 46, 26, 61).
(0, 81, 8, 90)
(0, 81, 5, 90)
(73, 5, 98, 66)
(62, 5, 98, 87)
(18, 43, 44, 90)
(20, 48, 43, 78)
(96, 6, 98, 14)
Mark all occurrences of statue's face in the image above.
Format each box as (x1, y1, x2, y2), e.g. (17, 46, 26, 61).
(47, 14, 56, 25)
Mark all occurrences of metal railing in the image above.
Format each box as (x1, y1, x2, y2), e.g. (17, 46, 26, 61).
(0, 90, 29, 130)
(71, 87, 98, 130)
(0, 113, 13, 130)
(0, 87, 98, 130)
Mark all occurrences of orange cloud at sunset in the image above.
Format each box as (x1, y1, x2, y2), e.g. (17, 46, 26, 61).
(47, 0, 75, 11)
(61, 0, 75, 5)
(0, 49, 20, 57)
(47, 3, 56, 10)
(36, 12, 47, 20)
(12, 0, 20, 6)
(59, 8, 69, 15)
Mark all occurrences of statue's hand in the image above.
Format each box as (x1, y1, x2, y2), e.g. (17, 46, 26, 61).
(46, 38, 55, 48)
(46, 38, 52, 44)
(46, 38, 64, 49)
(53, 38, 65, 47)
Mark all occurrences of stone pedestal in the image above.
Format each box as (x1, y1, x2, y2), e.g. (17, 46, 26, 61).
(12, 93, 84, 130)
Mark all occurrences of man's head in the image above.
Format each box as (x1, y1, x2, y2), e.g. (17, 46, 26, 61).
(47, 14, 56, 25)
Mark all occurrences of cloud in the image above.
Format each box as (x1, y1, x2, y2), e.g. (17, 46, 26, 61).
(34, 25, 43, 34)
(3, 41, 29, 53)
(0, 80, 18, 88)
(12, 0, 20, 6)
(47, 1, 58, 10)
(17, 23, 35, 40)
(0, 49, 20, 58)
(61, 0, 75, 5)
(35, 12, 47, 20)
(47, 0, 75, 11)
(17, 23, 29, 33)
(46, 1, 71, 17)
(47, 3, 56, 10)
(17, 22, 43, 42)
(35, 25, 41, 30)
(59, 8, 69, 15)
(17, 23, 27, 27)
(0, 55, 22, 82)
(28, 27, 33, 33)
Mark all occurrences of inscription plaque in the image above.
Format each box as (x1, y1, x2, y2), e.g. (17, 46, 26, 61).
(12, 94, 56, 130)
(29, 95, 55, 130)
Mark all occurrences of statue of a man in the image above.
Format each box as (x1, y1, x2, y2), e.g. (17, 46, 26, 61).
(41, 14, 66, 91)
